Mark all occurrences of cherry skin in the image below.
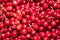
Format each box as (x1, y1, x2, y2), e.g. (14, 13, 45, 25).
(4, 19, 10, 26)
(31, 30, 36, 35)
(40, 7, 44, 11)
(43, 37, 49, 40)
(39, 26, 44, 31)
(58, 26, 60, 30)
(53, 3, 58, 9)
(52, 32, 57, 38)
(45, 31, 51, 37)
(43, 3, 48, 9)
(32, 24, 39, 30)
(22, 19, 27, 24)
(5, 38, 11, 40)
(33, 36, 40, 40)
(50, 21, 56, 27)
(50, 38, 55, 40)
(22, 24, 28, 29)
(8, 27, 12, 32)
(39, 32, 45, 38)
(48, 0, 53, 5)
(27, 27, 32, 33)
(1, 33, 6, 39)
(16, 24, 22, 30)
(11, 30, 18, 37)
(47, 26, 52, 30)
(26, 34, 31, 39)
(12, 0, 18, 6)
(20, 29, 27, 35)
(58, 30, 60, 35)
(6, 32, 11, 37)
(0, 15, 4, 21)
(0, 22, 4, 28)
(43, 21, 49, 27)
(6, 5, 13, 10)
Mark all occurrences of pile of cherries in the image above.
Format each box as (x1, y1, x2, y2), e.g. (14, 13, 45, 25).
(0, 0, 60, 40)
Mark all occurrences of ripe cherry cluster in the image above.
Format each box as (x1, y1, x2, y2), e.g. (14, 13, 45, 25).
(0, 0, 60, 40)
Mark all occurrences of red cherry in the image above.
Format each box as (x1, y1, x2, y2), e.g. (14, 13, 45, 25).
(33, 36, 40, 40)
(43, 21, 49, 27)
(1, 34, 6, 39)
(45, 31, 51, 37)
(22, 19, 27, 24)
(43, 37, 49, 40)
(11, 30, 18, 37)
(58, 26, 60, 29)
(48, 0, 53, 5)
(43, 3, 48, 9)
(50, 21, 56, 27)
(40, 7, 44, 11)
(52, 32, 57, 38)
(12, 0, 18, 6)
(16, 24, 22, 30)
(6, 32, 11, 37)
(5, 38, 11, 40)
(20, 29, 27, 35)
(27, 27, 32, 32)
(22, 24, 28, 29)
(26, 34, 31, 39)
(0, 22, 4, 28)
(50, 38, 54, 40)
(0, 15, 4, 21)
(39, 26, 44, 31)
(6, 6, 13, 11)
(53, 3, 58, 8)
(39, 32, 45, 38)
(4, 19, 10, 26)
(31, 30, 36, 35)
(32, 24, 39, 30)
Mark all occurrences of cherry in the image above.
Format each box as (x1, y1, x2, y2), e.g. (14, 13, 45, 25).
(32, 24, 39, 30)
(12, 0, 18, 6)
(43, 21, 49, 27)
(40, 7, 44, 11)
(22, 24, 28, 29)
(45, 31, 51, 37)
(4, 19, 10, 26)
(53, 3, 58, 8)
(22, 18, 27, 24)
(6, 32, 11, 37)
(39, 26, 44, 31)
(20, 29, 27, 35)
(0, 15, 4, 21)
(43, 3, 48, 9)
(43, 37, 49, 40)
(52, 32, 57, 38)
(50, 21, 56, 27)
(16, 24, 22, 30)
(33, 36, 40, 40)
(11, 30, 18, 37)
(58, 26, 60, 29)
(39, 32, 45, 38)
(6, 6, 13, 11)
(27, 27, 32, 32)
(5, 38, 11, 40)
(0, 22, 4, 28)
(1, 33, 6, 39)
(0, 0, 60, 40)
(50, 38, 54, 40)
(48, 0, 53, 5)
(31, 30, 36, 35)
(26, 34, 31, 39)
